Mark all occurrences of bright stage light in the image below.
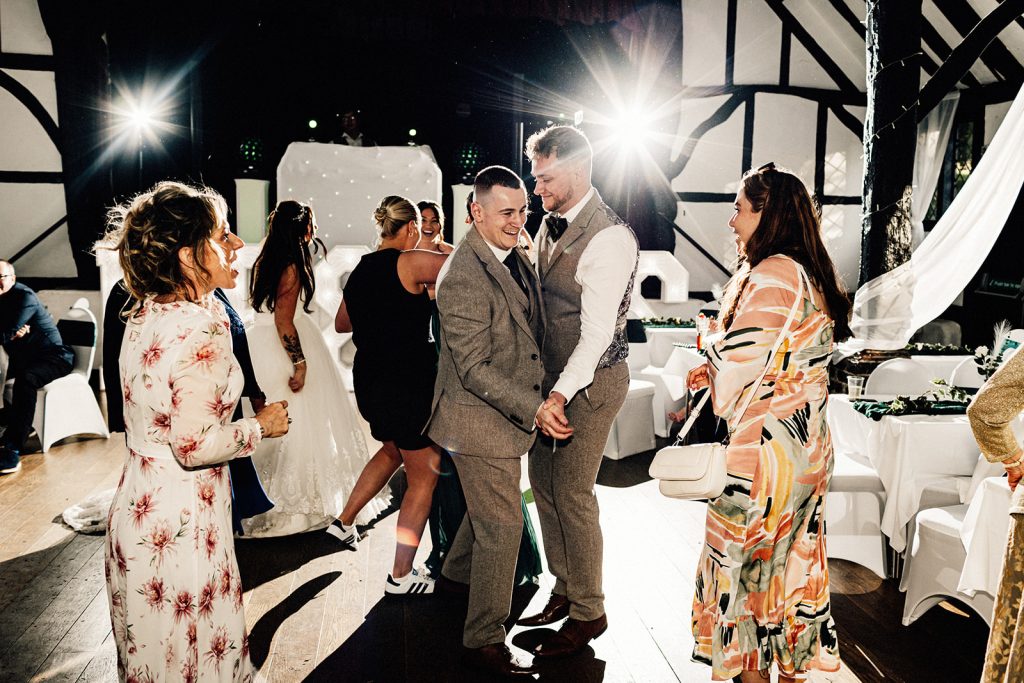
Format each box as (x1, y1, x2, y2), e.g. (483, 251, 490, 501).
(308, 119, 318, 129)
(126, 104, 156, 133)
(111, 88, 172, 145)
(608, 106, 654, 153)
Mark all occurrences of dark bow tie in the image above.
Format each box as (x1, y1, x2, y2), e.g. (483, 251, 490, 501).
(545, 214, 569, 242)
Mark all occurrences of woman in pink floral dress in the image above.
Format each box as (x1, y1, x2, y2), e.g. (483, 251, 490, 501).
(103, 181, 290, 682)
(687, 164, 852, 682)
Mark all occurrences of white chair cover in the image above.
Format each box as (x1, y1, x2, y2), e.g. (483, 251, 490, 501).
(864, 358, 934, 396)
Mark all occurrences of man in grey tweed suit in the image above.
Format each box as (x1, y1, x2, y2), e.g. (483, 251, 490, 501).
(426, 165, 570, 679)
(518, 125, 639, 659)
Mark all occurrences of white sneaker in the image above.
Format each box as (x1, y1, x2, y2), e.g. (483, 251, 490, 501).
(325, 519, 359, 548)
(385, 568, 435, 595)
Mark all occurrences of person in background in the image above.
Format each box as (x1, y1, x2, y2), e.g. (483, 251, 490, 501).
(243, 200, 385, 537)
(427, 166, 553, 677)
(336, 109, 375, 147)
(0, 259, 74, 474)
(517, 125, 637, 659)
(968, 349, 1024, 681)
(687, 163, 849, 682)
(331, 195, 448, 594)
(102, 180, 289, 681)
(417, 197, 542, 586)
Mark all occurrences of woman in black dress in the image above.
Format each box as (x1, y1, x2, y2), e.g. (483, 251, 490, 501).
(331, 195, 449, 594)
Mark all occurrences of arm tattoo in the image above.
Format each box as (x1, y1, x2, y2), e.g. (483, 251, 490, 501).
(282, 333, 305, 364)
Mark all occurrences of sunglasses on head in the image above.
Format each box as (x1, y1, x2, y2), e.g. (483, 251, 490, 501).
(757, 161, 777, 173)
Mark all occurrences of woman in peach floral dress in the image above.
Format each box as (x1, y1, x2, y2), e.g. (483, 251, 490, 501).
(687, 164, 852, 682)
(103, 182, 289, 682)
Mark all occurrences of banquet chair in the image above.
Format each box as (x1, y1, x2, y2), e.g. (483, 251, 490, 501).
(899, 455, 1002, 584)
(901, 503, 994, 626)
(826, 451, 889, 579)
(603, 379, 656, 460)
(31, 298, 110, 452)
(864, 358, 934, 396)
(948, 357, 985, 389)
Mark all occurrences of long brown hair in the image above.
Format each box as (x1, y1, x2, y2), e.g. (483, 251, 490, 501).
(720, 164, 852, 340)
(250, 200, 324, 313)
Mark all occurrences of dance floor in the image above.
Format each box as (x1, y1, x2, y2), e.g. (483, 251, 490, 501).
(0, 401, 991, 682)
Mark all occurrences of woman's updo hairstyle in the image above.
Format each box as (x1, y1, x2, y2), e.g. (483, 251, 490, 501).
(373, 195, 420, 240)
(104, 180, 227, 303)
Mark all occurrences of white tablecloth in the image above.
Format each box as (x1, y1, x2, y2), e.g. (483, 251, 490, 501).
(910, 354, 973, 383)
(828, 395, 982, 552)
(645, 327, 698, 367)
(959, 476, 1012, 599)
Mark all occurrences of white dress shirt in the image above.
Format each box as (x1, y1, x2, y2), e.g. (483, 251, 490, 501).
(533, 187, 638, 402)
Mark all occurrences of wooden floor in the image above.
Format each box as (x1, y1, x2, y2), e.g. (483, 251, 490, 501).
(0, 426, 992, 682)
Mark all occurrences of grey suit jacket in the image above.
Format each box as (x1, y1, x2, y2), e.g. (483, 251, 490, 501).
(426, 227, 545, 458)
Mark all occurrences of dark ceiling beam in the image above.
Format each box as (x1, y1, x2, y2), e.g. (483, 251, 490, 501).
(918, 0, 1024, 118)
(761, 0, 862, 94)
(995, 0, 1024, 30)
(681, 84, 866, 107)
(932, 0, 1024, 82)
(922, 17, 983, 87)
(0, 53, 54, 70)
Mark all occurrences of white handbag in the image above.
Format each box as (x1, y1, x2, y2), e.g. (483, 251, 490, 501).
(649, 265, 807, 500)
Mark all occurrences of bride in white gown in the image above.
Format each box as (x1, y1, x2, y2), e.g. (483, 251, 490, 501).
(242, 200, 389, 537)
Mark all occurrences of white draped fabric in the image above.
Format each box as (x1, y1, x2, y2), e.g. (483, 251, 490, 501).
(911, 93, 959, 248)
(848, 85, 1024, 350)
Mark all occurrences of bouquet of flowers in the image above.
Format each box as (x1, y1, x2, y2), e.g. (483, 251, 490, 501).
(974, 321, 1014, 380)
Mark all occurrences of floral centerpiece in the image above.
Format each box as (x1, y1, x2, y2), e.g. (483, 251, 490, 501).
(974, 321, 1019, 380)
(904, 342, 972, 355)
(641, 317, 696, 328)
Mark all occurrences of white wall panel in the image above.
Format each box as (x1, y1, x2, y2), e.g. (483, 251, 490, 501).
(4, 68, 58, 119)
(733, 0, 781, 85)
(0, 183, 74, 277)
(985, 101, 1013, 147)
(825, 105, 865, 197)
(786, 0, 866, 91)
(0, 76, 61, 171)
(788, 39, 834, 89)
(682, 0, 729, 86)
(675, 200, 737, 292)
(821, 204, 862, 290)
(751, 93, 816, 185)
(0, 0, 52, 55)
(671, 95, 745, 193)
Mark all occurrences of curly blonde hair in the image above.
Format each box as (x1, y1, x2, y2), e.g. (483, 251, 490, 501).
(103, 181, 227, 303)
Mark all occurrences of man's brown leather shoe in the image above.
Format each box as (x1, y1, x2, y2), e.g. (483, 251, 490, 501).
(515, 593, 569, 626)
(462, 643, 536, 679)
(531, 614, 608, 659)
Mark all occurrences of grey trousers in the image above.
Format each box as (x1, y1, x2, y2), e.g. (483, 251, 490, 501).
(528, 362, 630, 621)
(442, 453, 524, 649)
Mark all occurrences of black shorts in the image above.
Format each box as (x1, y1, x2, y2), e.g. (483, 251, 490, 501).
(353, 370, 435, 451)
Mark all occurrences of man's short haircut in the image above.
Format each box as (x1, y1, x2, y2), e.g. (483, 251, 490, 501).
(473, 165, 524, 203)
(524, 125, 593, 167)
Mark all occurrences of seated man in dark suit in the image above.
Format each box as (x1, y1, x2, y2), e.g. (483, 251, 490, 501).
(0, 260, 74, 473)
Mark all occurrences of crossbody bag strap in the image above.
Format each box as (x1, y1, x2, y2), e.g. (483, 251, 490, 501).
(676, 261, 806, 443)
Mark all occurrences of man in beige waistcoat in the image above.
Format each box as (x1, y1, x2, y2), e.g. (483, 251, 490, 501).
(517, 126, 639, 658)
